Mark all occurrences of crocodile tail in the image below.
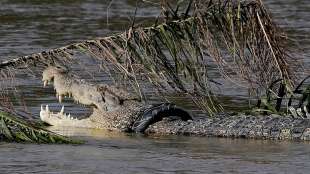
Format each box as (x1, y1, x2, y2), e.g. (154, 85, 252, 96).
(132, 103, 192, 133)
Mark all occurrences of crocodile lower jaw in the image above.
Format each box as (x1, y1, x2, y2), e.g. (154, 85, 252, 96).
(40, 105, 95, 128)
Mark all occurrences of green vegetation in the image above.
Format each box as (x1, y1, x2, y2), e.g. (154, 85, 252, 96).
(254, 76, 310, 116)
(0, 111, 82, 143)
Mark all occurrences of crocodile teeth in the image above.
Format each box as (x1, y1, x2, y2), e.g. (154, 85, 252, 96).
(58, 95, 63, 103)
(60, 105, 64, 114)
(46, 105, 50, 112)
(43, 80, 48, 87)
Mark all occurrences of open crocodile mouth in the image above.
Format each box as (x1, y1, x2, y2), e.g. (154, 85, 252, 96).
(39, 78, 95, 122)
(39, 66, 128, 127)
(39, 66, 193, 131)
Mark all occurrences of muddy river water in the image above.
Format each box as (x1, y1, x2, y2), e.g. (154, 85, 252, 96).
(0, 0, 309, 173)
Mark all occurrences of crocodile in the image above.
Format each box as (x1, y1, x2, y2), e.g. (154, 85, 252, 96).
(40, 66, 193, 132)
(40, 66, 310, 141)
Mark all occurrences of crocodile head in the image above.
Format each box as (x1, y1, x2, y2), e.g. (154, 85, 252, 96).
(39, 66, 193, 131)
(39, 66, 140, 129)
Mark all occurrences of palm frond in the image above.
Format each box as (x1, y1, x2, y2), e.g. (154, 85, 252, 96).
(0, 111, 82, 143)
(0, 0, 300, 114)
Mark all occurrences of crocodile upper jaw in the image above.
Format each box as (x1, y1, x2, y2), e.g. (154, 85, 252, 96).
(40, 66, 124, 128)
